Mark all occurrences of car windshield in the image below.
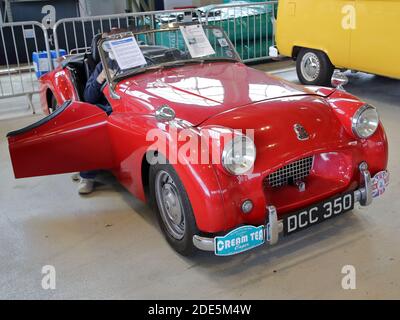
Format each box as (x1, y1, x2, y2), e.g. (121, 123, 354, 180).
(98, 24, 240, 83)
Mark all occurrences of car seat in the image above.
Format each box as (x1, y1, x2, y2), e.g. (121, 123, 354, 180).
(84, 33, 102, 80)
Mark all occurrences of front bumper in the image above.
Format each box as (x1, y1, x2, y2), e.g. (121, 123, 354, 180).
(193, 162, 382, 252)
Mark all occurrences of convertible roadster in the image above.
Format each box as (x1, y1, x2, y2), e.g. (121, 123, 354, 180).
(7, 25, 389, 256)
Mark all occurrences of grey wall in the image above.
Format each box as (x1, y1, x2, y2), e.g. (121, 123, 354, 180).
(6, 0, 80, 22)
(79, 0, 127, 16)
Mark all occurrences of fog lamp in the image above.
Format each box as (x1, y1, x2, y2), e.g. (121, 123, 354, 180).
(241, 200, 254, 214)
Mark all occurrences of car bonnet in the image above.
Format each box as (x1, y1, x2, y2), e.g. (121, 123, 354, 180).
(119, 62, 331, 126)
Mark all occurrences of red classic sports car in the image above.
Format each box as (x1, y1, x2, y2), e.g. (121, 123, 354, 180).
(7, 26, 389, 256)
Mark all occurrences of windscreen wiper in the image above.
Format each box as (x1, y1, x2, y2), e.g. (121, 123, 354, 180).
(113, 58, 238, 82)
(200, 57, 239, 63)
(113, 60, 199, 80)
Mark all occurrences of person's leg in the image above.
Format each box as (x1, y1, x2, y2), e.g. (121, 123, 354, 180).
(78, 170, 98, 194)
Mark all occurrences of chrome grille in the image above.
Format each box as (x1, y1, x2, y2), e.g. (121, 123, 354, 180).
(267, 156, 314, 188)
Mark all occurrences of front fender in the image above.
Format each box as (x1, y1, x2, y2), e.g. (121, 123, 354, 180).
(172, 159, 227, 234)
(149, 123, 227, 234)
(108, 116, 228, 234)
(327, 90, 389, 174)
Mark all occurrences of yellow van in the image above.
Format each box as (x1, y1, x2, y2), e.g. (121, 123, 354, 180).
(276, 0, 400, 85)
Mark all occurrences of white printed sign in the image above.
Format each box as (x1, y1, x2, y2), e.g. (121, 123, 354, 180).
(109, 37, 146, 70)
(179, 25, 215, 58)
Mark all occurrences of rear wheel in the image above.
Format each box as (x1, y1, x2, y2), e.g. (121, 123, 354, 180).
(296, 48, 334, 86)
(149, 163, 198, 256)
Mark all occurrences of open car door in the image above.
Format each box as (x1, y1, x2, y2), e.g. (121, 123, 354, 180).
(7, 101, 114, 178)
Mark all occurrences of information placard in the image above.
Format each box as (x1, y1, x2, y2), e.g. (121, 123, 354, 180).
(109, 37, 146, 70)
(179, 25, 215, 58)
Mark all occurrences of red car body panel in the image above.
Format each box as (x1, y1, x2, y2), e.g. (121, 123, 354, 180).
(9, 61, 388, 234)
(8, 102, 114, 178)
(39, 67, 79, 114)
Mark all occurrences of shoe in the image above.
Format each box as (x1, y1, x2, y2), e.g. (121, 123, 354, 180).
(78, 178, 95, 194)
(71, 172, 80, 182)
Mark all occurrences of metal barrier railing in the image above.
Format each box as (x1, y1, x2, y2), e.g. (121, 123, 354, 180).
(202, 1, 278, 63)
(0, 21, 51, 112)
(0, 2, 278, 115)
(52, 8, 202, 58)
(52, 2, 277, 62)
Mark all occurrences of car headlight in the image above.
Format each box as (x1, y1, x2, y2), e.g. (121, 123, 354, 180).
(352, 104, 379, 139)
(222, 135, 256, 175)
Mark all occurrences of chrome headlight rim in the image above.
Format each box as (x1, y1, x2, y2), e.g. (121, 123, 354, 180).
(221, 135, 256, 175)
(351, 104, 379, 139)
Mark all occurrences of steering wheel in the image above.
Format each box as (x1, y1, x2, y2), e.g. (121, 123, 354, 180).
(144, 55, 156, 65)
(164, 48, 183, 60)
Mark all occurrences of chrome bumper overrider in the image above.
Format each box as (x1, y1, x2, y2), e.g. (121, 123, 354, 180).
(193, 162, 375, 252)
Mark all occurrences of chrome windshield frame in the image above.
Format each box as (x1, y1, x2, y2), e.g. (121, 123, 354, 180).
(98, 24, 241, 92)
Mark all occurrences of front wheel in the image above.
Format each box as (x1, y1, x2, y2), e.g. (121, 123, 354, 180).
(296, 48, 334, 86)
(149, 163, 199, 256)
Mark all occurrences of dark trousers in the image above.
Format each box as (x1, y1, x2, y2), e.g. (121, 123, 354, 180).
(80, 170, 99, 179)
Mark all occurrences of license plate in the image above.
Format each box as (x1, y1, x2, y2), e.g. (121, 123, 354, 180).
(214, 225, 265, 256)
(283, 191, 354, 236)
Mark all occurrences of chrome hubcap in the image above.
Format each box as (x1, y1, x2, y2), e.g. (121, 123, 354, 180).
(301, 52, 320, 82)
(155, 170, 185, 240)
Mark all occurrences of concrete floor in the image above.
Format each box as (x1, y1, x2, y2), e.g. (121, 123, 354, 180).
(0, 63, 399, 299)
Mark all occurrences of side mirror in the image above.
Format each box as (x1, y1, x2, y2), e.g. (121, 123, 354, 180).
(331, 70, 349, 90)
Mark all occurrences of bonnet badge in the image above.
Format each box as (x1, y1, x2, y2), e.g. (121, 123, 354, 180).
(294, 124, 309, 141)
(155, 105, 176, 122)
